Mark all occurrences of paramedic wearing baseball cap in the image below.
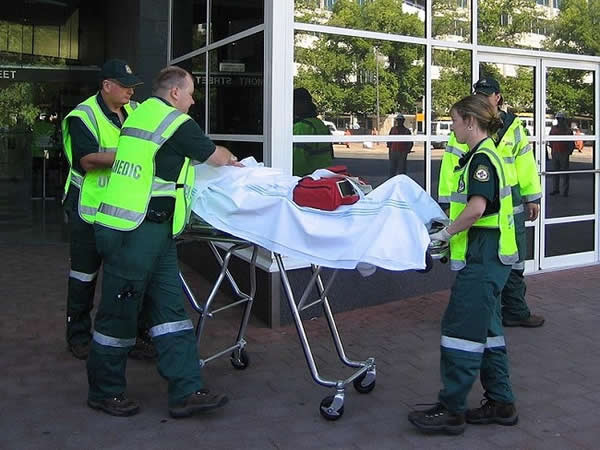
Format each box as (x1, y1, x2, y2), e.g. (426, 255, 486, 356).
(62, 59, 144, 360)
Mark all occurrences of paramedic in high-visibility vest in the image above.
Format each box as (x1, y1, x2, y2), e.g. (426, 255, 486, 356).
(438, 77, 544, 328)
(87, 66, 240, 418)
(410, 95, 519, 435)
(62, 59, 143, 360)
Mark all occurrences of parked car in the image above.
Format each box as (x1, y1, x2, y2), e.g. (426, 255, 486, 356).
(431, 120, 451, 149)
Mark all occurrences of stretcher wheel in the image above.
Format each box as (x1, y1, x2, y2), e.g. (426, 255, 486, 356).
(320, 395, 344, 420)
(230, 349, 249, 370)
(353, 371, 376, 394)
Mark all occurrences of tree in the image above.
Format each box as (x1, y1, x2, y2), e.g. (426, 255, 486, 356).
(294, 0, 424, 125)
(0, 83, 39, 130)
(545, 0, 600, 56)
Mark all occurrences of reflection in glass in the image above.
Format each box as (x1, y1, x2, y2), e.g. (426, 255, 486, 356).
(294, 0, 424, 38)
(171, 0, 207, 59)
(525, 226, 534, 260)
(544, 173, 595, 218)
(480, 62, 535, 132)
(432, 47, 471, 123)
(208, 32, 264, 135)
(213, 141, 263, 163)
(477, 0, 545, 50)
(546, 67, 595, 137)
(210, 0, 264, 43)
(543, 1, 599, 57)
(432, 0, 470, 42)
(545, 221, 594, 257)
(294, 140, 425, 190)
(176, 57, 207, 130)
(294, 31, 424, 137)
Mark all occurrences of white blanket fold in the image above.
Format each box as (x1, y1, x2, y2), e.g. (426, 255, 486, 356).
(191, 158, 447, 271)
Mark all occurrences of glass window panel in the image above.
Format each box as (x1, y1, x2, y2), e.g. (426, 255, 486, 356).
(543, 1, 597, 56)
(8, 23, 22, 53)
(0, 22, 7, 52)
(525, 225, 534, 260)
(480, 62, 536, 133)
(210, 0, 263, 44)
(432, 47, 471, 124)
(213, 140, 263, 163)
(33, 25, 59, 57)
(432, 0, 471, 42)
(294, 0, 425, 38)
(23, 25, 32, 54)
(208, 32, 264, 135)
(545, 221, 594, 257)
(294, 31, 425, 138)
(177, 56, 207, 131)
(293, 139, 425, 190)
(546, 67, 595, 137)
(544, 173, 595, 218)
(478, 0, 547, 51)
(171, 0, 207, 59)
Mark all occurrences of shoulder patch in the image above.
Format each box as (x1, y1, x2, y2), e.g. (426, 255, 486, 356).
(473, 165, 490, 182)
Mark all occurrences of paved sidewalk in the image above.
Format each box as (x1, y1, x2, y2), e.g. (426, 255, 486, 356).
(1, 241, 599, 449)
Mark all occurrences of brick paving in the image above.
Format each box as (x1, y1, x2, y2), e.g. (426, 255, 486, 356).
(1, 241, 599, 449)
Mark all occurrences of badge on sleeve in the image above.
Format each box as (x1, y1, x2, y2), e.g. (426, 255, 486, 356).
(474, 165, 490, 182)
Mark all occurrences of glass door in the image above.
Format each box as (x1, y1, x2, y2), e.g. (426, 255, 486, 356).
(477, 53, 542, 273)
(540, 60, 599, 269)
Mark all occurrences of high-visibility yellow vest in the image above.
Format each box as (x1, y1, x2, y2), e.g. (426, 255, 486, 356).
(438, 116, 542, 210)
(62, 94, 138, 223)
(449, 138, 518, 271)
(95, 97, 195, 237)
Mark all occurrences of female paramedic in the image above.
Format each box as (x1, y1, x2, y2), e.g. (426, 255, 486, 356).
(408, 95, 519, 435)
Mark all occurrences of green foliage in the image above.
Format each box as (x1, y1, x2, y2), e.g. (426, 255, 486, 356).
(545, 0, 600, 56)
(478, 0, 543, 47)
(295, 0, 424, 124)
(0, 83, 40, 129)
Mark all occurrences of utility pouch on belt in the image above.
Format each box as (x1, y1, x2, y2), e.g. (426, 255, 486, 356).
(293, 175, 359, 211)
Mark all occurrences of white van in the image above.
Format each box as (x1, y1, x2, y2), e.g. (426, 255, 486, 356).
(431, 120, 452, 148)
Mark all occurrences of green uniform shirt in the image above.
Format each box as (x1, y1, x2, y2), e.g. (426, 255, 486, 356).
(148, 96, 216, 214)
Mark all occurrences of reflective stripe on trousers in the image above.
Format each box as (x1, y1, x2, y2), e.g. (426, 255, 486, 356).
(441, 335, 506, 353)
(148, 319, 194, 338)
(69, 269, 98, 282)
(92, 330, 136, 348)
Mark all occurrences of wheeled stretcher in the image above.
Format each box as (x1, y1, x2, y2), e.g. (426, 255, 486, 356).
(178, 214, 448, 420)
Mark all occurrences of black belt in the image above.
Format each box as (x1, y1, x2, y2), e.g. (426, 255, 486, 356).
(146, 209, 173, 223)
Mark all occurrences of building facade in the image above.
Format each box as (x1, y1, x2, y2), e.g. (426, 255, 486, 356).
(1, 0, 598, 325)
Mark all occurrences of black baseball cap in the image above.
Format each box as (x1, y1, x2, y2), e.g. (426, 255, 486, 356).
(99, 59, 143, 87)
(473, 77, 501, 95)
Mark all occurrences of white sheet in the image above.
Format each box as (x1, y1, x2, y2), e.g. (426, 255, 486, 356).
(191, 158, 447, 271)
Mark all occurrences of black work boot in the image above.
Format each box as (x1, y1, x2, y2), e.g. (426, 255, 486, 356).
(68, 341, 90, 360)
(87, 393, 140, 417)
(503, 314, 545, 328)
(169, 389, 228, 418)
(408, 403, 466, 435)
(466, 398, 518, 426)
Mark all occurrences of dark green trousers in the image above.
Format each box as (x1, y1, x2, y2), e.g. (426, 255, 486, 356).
(439, 229, 514, 413)
(87, 220, 203, 406)
(65, 192, 101, 346)
(501, 210, 531, 321)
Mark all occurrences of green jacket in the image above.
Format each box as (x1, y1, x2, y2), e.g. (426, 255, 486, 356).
(293, 117, 333, 176)
(95, 97, 195, 237)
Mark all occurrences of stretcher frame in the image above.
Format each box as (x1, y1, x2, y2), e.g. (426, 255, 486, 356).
(179, 218, 446, 420)
(178, 220, 258, 369)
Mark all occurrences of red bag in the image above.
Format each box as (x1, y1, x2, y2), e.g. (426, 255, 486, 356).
(293, 175, 359, 211)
